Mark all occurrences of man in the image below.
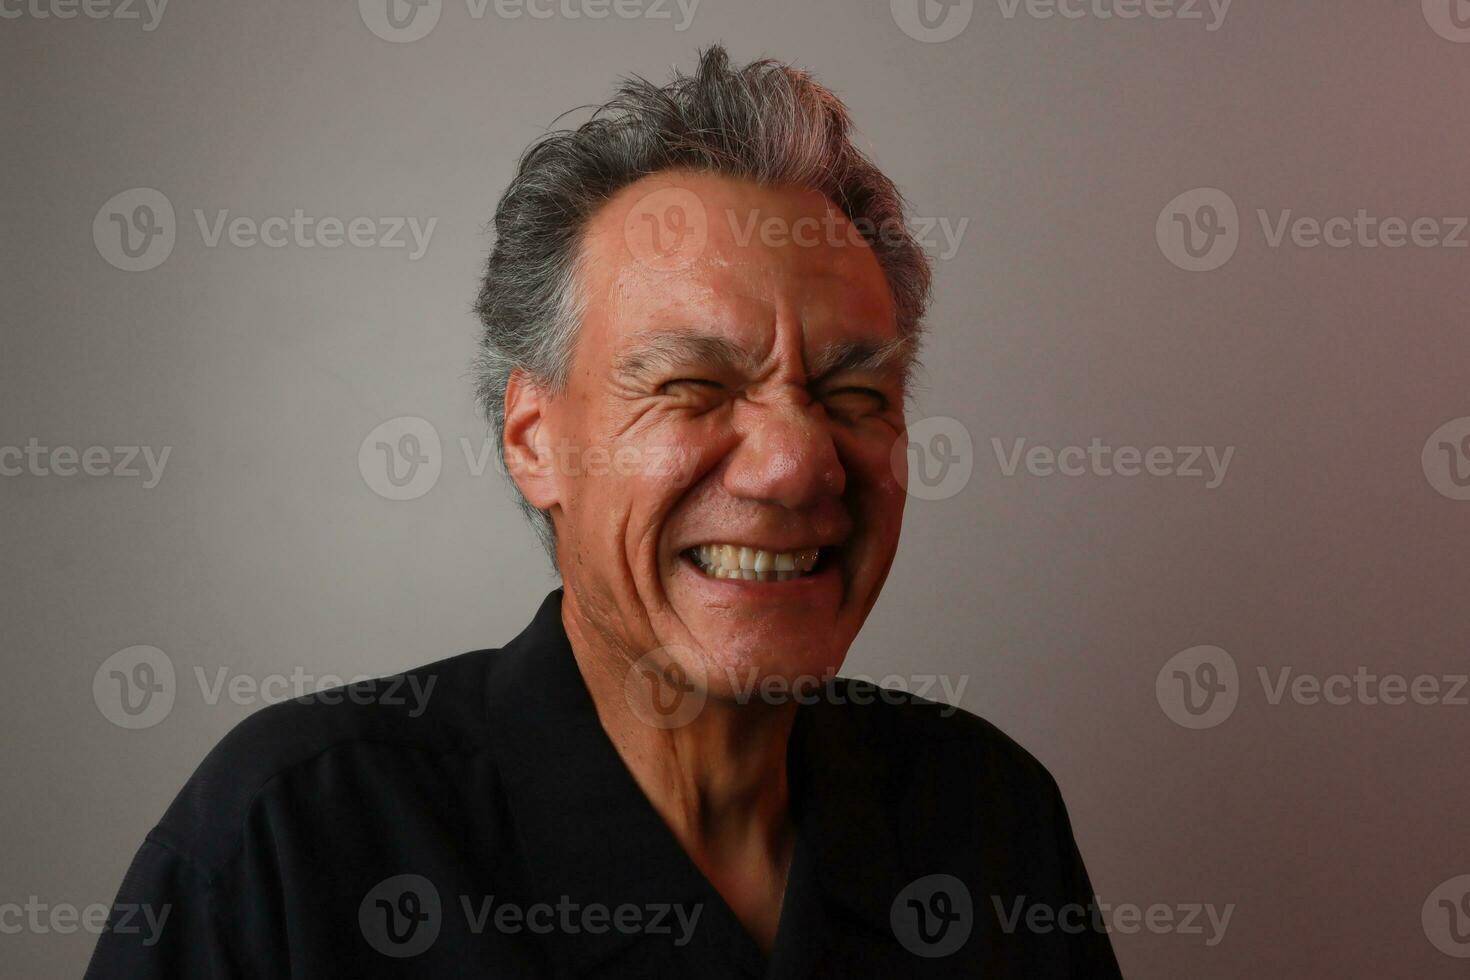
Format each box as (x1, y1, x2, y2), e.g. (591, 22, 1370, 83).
(87, 47, 1121, 977)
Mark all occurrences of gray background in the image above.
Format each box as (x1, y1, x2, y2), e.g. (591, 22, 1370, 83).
(4, 0, 1470, 975)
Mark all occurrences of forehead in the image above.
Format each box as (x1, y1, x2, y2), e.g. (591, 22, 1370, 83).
(576, 171, 898, 360)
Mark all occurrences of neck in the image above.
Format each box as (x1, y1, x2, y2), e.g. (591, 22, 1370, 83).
(560, 593, 796, 874)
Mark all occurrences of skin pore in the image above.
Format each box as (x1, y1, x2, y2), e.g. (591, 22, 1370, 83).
(501, 170, 911, 952)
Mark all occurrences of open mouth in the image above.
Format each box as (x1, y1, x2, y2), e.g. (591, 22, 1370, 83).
(682, 544, 825, 583)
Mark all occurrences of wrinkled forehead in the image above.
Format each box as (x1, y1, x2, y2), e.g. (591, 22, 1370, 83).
(576, 171, 900, 363)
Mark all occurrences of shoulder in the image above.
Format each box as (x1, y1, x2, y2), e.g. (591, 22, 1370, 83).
(827, 675, 1059, 782)
(821, 676, 1069, 826)
(149, 646, 501, 875)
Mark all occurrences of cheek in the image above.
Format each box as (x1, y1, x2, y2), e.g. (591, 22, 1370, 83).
(845, 427, 908, 504)
(633, 415, 728, 496)
(612, 423, 728, 555)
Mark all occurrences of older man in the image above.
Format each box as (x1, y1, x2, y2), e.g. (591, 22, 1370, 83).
(87, 48, 1121, 978)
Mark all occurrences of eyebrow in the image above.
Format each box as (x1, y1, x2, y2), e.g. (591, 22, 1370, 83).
(806, 335, 917, 386)
(613, 331, 759, 382)
(613, 330, 918, 387)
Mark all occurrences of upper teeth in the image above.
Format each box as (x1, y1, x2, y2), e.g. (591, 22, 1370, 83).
(689, 544, 820, 581)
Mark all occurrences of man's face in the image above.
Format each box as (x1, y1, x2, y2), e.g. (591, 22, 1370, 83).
(517, 171, 910, 696)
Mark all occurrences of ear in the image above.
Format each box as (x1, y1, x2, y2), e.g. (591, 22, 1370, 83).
(502, 368, 560, 512)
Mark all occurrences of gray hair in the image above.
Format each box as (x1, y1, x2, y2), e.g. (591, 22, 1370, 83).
(473, 45, 933, 566)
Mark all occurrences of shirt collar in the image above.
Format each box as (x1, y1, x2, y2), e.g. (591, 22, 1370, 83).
(483, 589, 908, 976)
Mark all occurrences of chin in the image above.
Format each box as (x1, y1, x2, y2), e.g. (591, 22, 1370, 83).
(684, 626, 848, 701)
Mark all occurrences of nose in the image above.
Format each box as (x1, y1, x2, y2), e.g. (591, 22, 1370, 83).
(723, 393, 846, 509)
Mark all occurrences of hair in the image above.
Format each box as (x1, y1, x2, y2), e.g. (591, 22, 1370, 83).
(473, 45, 934, 567)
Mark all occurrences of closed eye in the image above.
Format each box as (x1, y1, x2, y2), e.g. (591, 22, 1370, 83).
(822, 386, 889, 409)
(661, 378, 726, 393)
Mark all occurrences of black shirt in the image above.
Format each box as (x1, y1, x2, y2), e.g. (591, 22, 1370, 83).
(85, 589, 1122, 978)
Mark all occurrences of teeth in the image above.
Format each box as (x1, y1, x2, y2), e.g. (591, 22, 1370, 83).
(688, 544, 823, 582)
